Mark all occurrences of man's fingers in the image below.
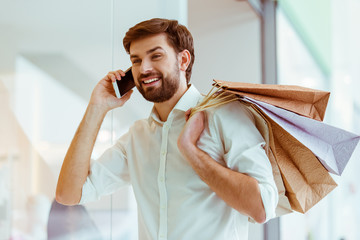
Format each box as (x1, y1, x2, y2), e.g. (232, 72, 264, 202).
(104, 69, 126, 83)
(119, 70, 125, 77)
(117, 90, 133, 106)
(184, 108, 192, 121)
(112, 70, 126, 80)
(109, 73, 117, 82)
(103, 73, 116, 83)
(115, 72, 121, 80)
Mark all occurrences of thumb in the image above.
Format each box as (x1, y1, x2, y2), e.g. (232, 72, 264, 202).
(184, 108, 192, 121)
(111, 90, 133, 108)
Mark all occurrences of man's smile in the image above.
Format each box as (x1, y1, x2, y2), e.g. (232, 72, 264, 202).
(143, 77, 160, 84)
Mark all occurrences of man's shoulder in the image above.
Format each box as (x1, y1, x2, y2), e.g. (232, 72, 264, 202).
(205, 100, 254, 124)
(116, 118, 150, 146)
(130, 118, 151, 131)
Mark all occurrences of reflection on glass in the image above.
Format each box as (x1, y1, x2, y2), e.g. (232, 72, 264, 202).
(277, 2, 360, 240)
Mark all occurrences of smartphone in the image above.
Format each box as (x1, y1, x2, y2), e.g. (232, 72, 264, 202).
(112, 67, 135, 98)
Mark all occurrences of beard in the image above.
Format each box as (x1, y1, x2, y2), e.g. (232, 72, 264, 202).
(136, 62, 180, 103)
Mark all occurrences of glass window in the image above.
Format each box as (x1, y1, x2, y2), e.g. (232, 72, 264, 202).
(1, 1, 264, 239)
(277, 1, 360, 239)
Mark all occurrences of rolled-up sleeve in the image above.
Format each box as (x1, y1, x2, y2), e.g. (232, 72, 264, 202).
(79, 133, 131, 204)
(209, 101, 278, 222)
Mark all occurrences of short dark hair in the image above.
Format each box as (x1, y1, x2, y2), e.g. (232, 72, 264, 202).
(123, 18, 195, 84)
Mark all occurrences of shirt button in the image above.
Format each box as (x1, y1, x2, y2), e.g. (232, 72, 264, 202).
(161, 151, 166, 156)
(159, 177, 164, 182)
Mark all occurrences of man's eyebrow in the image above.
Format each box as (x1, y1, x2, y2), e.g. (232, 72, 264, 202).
(147, 46, 164, 54)
(130, 46, 165, 59)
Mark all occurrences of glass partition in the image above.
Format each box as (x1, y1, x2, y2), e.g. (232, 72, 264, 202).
(1, 0, 264, 239)
(1, 1, 115, 239)
(0, 0, 188, 239)
(277, 1, 360, 239)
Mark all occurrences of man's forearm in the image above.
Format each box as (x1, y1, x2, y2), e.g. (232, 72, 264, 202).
(56, 104, 107, 205)
(179, 143, 266, 223)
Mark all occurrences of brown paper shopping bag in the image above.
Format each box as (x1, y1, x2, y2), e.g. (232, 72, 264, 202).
(213, 80, 330, 121)
(245, 101, 338, 213)
(241, 101, 293, 216)
(191, 86, 337, 214)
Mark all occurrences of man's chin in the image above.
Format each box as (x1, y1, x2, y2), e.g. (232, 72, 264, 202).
(137, 75, 180, 103)
(143, 93, 169, 103)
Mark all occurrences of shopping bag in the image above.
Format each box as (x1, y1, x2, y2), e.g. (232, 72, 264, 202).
(190, 82, 340, 213)
(245, 97, 360, 176)
(241, 101, 293, 216)
(238, 100, 337, 213)
(213, 79, 330, 121)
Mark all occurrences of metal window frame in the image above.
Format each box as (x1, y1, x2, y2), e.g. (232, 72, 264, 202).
(247, 0, 280, 239)
(247, 0, 278, 85)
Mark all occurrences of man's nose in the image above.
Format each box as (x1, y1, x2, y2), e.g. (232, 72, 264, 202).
(140, 60, 153, 74)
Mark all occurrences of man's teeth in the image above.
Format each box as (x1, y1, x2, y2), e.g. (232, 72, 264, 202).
(144, 78, 159, 84)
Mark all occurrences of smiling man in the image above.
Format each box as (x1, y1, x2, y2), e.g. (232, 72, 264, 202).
(129, 33, 189, 118)
(56, 18, 278, 240)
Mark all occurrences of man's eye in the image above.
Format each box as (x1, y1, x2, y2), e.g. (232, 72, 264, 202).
(152, 54, 162, 59)
(132, 59, 141, 64)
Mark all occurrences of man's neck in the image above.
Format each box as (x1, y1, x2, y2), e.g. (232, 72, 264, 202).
(154, 84, 189, 122)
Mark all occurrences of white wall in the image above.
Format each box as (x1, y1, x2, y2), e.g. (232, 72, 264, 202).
(188, 0, 262, 94)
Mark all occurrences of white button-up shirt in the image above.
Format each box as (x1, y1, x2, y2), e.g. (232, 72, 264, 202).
(80, 85, 278, 240)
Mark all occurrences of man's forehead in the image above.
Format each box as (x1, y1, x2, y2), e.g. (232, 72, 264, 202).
(129, 33, 171, 55)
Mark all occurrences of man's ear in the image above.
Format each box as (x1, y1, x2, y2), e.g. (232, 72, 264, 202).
(179, 49, 191, 72)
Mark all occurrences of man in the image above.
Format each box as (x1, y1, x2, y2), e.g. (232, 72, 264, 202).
(56, 18, 278, 240)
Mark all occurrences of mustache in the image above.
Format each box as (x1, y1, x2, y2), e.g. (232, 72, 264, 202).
(138, 71, 163, 81)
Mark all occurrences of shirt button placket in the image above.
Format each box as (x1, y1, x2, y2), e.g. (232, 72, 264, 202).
(158, 121, 171, 240)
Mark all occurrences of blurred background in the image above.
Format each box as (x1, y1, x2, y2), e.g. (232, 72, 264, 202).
(0, 0, 359, 239)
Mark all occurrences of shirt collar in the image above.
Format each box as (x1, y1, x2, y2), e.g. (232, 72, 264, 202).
(148, 85, 202, 124)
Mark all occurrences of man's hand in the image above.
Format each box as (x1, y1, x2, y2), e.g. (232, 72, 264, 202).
(177, 109, 266, 223)
(177, 110, 205, 158)
(56, 69, 133, 205)
(89, 69, 133, 113)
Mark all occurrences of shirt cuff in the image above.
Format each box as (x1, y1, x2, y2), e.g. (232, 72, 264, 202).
(259, 182, 278, 223)
(79, 177, 99, 205)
